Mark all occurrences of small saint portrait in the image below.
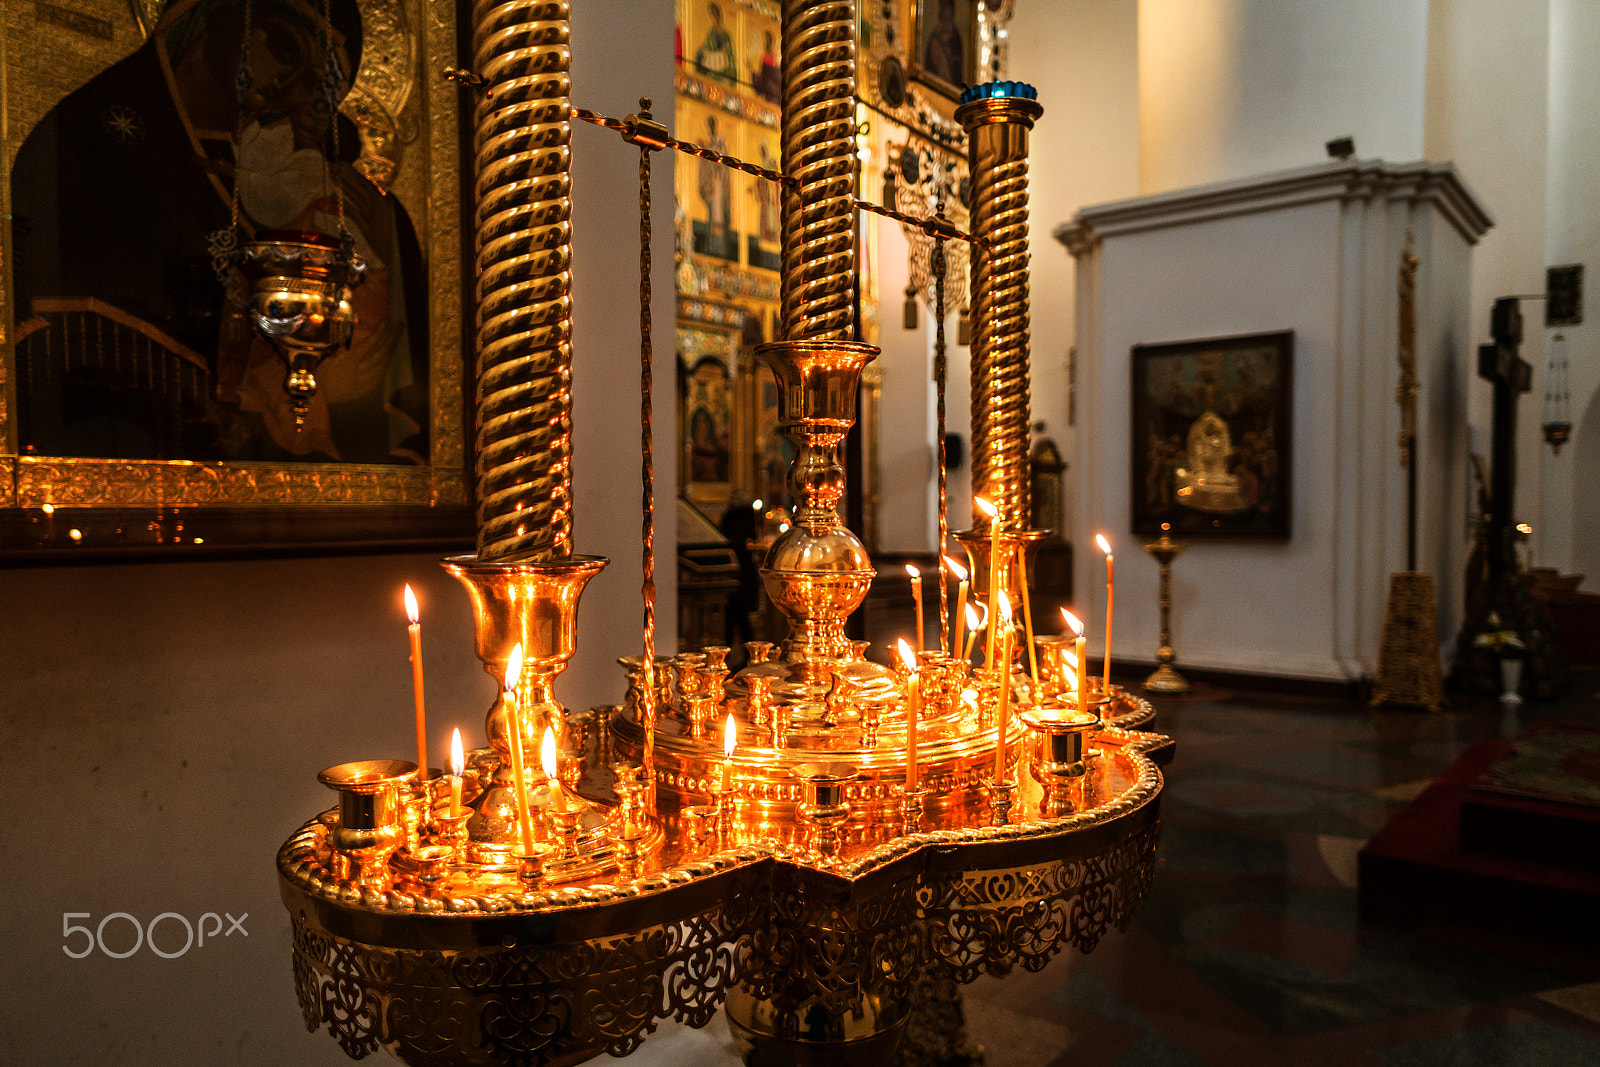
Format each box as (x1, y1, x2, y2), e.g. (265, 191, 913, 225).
(1132, 333, 1293, 537)
(917, 0, 975, 92)
(749, 27, 780, 103)
(694, 1, 738, 85)
(691, 113, 739, 261)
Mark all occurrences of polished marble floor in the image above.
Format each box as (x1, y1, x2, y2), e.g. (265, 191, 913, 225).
(634, 676, 1600, 1065)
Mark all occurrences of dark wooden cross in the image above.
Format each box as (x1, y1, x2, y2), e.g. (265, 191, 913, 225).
(1477, 296, 1533, 585)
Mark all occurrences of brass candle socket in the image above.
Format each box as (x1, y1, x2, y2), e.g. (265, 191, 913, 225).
(392, 844, 455, 894)
(795, 762, 857, 857)
(428, 809, 473, 849)
(988, 780, 1016, 827)
(756, 340, 896, 700)
(900, 787, 930, 836)
(318, 759, 417, 887)
(518, 843, 556, 890)
(683, 804, 721, 854)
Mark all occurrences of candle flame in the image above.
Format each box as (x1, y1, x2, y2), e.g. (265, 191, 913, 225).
(753, 498, 764, 511)
(964, 603, 982, 632)
(723, 713, 737, 758)
(504, 643, 523, 694)
(905, 562, 920, 579)
(896, 638, 918, 672)
(974, 496, 998, 520)
(1061, 609, 1084, 636)
(41, 503, 54, 516)
(541, 725, 558, 782)
(997, 590, 1013, 623)
(449, 728, 464, 777)
(943, 555, 968, 581)
(404, 583, 420, 624)
(1096, 533, 1112, 557)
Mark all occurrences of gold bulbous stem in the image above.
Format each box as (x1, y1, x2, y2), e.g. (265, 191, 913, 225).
(755, 341, 892, 695)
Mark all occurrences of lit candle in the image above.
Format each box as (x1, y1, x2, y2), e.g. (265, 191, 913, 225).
(448, 727, 465, 819)
(897, 639, 920, 791)
(975, 496, 1001, 672)
(1062, 610, 1087, 718)
(502, 644, 539, 855)
(964, 603, 985, 663)
(1016, 547, 1040, 691)
(721, 712, 737, 793)
(1096, 534, 1114, 692)
(906, 563, 925, 652)
(404, 585, 428, 782)
(541, 724, 566, 814)
(944, 555, 969, 657)
(994, 592, 1014, 781)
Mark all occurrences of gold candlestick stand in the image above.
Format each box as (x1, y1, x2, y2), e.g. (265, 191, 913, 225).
(1143, 531, 1192, 695)
(276, 6, 1172, 1065)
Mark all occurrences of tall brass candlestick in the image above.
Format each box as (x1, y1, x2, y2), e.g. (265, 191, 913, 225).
(1143, 527, 1192, 694)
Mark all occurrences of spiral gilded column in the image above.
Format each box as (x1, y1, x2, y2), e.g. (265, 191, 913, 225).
(779, 0, 858, 342)
(957, 82, 1042, 533)
(470, 0, 574, 562)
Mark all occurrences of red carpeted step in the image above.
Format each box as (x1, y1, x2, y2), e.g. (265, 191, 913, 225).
(1358, 739, 1600, 937)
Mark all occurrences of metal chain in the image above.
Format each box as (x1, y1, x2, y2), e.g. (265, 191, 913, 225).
(229, 0, 254, 232)
(572, 106, 984, 249)
(934, 200, 950, 654)
(317, 0, 350, 247)
(634, 97, 661, 791)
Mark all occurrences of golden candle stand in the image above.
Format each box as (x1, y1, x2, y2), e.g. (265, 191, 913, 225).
(276, 4, 1171, 1064)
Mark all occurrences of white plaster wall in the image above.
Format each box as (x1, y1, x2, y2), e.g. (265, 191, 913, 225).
(0, 4, 676, 1062)
(1084, 200, 1344, 678)
(1425, 0, 1551, 572)
(1138, 0, 1428, 195)
(1010, 0, 1141, 537)
(874, 220, 937, 554)
(1544, 0, 1600, 585)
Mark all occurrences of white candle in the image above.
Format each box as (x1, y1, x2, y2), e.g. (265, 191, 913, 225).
(1062, 610, 1087, 718)
(1096, 534, 1114, 692)
(721, 712, 737, 793)
(897, 639, 920, 791)
(404, 585, 428, 781)
(906, 563, 925, 652)
(448, 727, 465, 818)
(976, 497, 1001, 671)
(541, 724, 566, 814)
(502, 644, 539, 855)
(995, 592, 1014, 780)
(944, 555, 969, 657)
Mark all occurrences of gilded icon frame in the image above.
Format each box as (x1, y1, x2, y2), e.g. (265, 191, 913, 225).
(0, 0, 469, 558)
(1130, 331, 1294, 539)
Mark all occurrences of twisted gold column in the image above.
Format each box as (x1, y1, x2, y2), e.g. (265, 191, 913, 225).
(780, 0, 858, 342)
(471, 0, 574, 562)
(957, 85, 1042, 533)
